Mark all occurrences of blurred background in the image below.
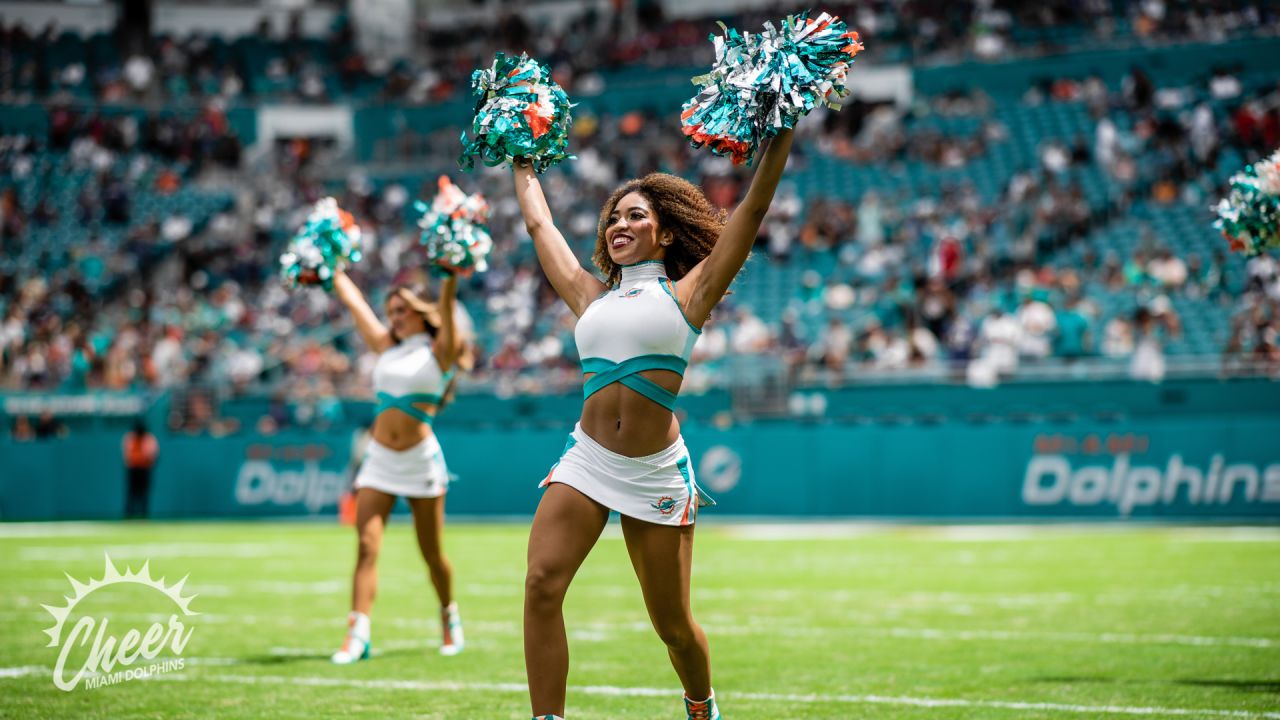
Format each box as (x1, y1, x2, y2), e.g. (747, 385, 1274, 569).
(1, 0, 1278, 522)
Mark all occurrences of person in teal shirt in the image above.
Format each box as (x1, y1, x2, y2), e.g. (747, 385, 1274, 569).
(1055, 296, 1093, 360)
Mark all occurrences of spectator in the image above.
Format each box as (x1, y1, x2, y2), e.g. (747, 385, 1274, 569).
(1148, 248, 1188, 288)
(1102, 315, 1136, 358)
(1055, 296, 1094, 360)
(815, 317, 854, 379)
(977, 309, 1021, 376)
(11, 415, 35, 442)
(1130, 307, 1166, 382)
(730, 307, 772, 354)
(33, 411, 67, 440)
(1017, 295, 1058, 360)
(122, 419, 159, 519)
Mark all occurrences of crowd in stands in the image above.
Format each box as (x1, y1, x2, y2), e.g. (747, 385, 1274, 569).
(1, 0, 1276, 105)
(3, 7, 1280, 435)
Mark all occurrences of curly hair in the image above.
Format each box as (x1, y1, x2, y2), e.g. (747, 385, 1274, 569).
(593, 173, 728, 287)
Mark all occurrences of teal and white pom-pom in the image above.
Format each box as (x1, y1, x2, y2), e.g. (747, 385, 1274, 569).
(1215, 148, 1280, 257)
(459, 52, 574, 173)
(681, 11, 864, 165)
(416, 176, 493, 277)
(279, 198, 363, 291)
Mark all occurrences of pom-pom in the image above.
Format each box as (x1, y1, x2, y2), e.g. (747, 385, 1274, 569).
(416, 176, 493, 278)
(681, 11, 864, 165)
(459, 52, 574, 173)
(279, 198, 363, 291)
(1215, 149, 1280, 257)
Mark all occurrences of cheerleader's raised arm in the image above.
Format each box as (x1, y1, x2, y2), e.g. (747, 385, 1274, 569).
(513, 161, 607, 317)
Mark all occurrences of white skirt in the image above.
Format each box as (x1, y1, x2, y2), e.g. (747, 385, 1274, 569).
(354, 435, 449, 499)
(540, 423, 715, 527)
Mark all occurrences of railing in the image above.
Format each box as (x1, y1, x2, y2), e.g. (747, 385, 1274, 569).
(7, 356, 1274, 436)
(443, 353, 1278, 399)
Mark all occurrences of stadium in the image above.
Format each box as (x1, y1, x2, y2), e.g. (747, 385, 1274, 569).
(1, 0, 1279, 718)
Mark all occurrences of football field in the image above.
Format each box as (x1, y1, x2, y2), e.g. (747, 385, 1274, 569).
(2, 520, 1278, 719)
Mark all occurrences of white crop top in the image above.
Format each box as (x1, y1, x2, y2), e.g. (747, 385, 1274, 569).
(574, 261, 701, 410)
(372, 333, 448, 424)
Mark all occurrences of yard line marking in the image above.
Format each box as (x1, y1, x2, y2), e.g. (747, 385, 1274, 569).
(560, 621, 1280, 650)
(5, 603, 1270, 649)
(860, 627, 1279, 649)
(151, 673, 1280, 718)
(183, 658, 239, 666)
(11, 579, 1273, 608)
(0, 666, 45, 678)
(0, 658, 271, 678)
(695, 624, 1280, 649)
(714, 523, 1280, 542)
(17, 543, 284, 561)
(215, 615, 1280, 648)
(0, 522, 127, 538)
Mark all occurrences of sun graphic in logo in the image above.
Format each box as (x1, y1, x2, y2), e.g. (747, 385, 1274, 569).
(42, 554, 199, 691)
(650, 496, 677, 515)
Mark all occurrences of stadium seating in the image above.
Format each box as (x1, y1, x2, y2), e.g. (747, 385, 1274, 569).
(2, 23, 1277, 419)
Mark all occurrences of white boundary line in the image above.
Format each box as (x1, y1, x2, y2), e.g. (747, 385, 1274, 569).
(4, 606, 1275, 649)
(6, 665, 1278, 718)
(696, 624, 1280, 649)
(0, 666, 46, 678)
(12, 580, 1277, 604)
(148, 672, 1280, 718)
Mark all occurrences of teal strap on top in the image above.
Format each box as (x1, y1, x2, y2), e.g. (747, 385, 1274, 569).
(375, 392, 442, 425)
(581, 354, 687, 411)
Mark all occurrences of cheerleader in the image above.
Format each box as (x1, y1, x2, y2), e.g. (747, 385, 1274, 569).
(511, 129, 795, 719)
(329, 269, 468, 662)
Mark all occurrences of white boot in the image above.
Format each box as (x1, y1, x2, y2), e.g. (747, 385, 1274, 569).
(439, 602, 464, 656)
(331, 611, 371, 664)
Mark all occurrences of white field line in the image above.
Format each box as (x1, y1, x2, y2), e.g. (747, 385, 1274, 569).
(146, 672, 1280, 719)
(5, 604, 1275, 649)
(0, 657, 248, 681)
(17, 544, 287, 561)
(715, 523, 1280, 542)
(12, 579, 1276, 609)
(183, 657, 243, 666)
(6, 664, 1280, 718)
(311, 617, 1268, 650)
(821, 626, 1280, 649)
(266, 638, 434, 656)
(0, 523, 132, 538)
(0, 666, 46, 678)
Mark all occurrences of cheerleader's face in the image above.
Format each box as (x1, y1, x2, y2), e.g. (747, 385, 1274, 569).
(386, 295, 427, 338)
(605, 193, 668, 265)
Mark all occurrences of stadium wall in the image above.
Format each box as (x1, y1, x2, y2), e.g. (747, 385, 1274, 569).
(2, 380, 1278, 523)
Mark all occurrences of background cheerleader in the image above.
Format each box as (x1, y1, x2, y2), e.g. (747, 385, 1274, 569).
(329, 269, 469, 662)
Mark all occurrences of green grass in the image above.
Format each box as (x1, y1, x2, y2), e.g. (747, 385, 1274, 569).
(2, 521, 1279, 719)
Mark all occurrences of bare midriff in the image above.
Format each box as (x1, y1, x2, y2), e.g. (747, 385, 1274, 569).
(372, 403, 438, 451)
(579, 369, 682, 456)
